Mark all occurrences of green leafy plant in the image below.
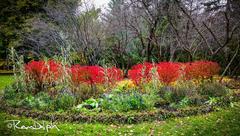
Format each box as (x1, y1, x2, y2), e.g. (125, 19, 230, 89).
(169, 97, 191, 109)
(21, 95, 37, 108)
(54, 93, 76, 111)
(35, 92, 54, 111)
(75, 98, 99, 110)
(205, 97, 220, 106)
(3, 86, 30, 108)
(178, 97, 191, 108)
(101, 91, 151, 112)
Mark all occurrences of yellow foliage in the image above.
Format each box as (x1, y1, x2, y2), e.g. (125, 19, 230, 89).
(114, 79, 136, 92)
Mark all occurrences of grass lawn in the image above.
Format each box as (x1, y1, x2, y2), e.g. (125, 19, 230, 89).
(0, 75, 240, 136)
(0, 75, 14, 94)
(0, 104, 240, 136)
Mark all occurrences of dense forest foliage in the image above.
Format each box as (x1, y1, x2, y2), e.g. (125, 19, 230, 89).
(0, 0, 239, 76)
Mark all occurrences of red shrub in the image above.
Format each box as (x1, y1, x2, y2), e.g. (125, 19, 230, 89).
(127, 68, 142, 85)
(184, 60, 220, 80)
(71, 65, 123, 86)
(128, 62, 153, 84)
(25, 60, 221, 89)
(47, 60, 63, 80)
(71, 65, 104, 85)
(104, 67, 123, 84)
(157, 62, 181, 84)
(25, 60, 63, 87)
(25, 60, 47, 84)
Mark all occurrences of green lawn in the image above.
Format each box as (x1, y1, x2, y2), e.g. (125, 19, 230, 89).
(0, 75, 240, 136)
(0, 104, 240, 136)
(0, 75, 13, 93)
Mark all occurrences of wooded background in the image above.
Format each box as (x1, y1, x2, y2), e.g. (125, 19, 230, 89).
(0, 0, 239, 76)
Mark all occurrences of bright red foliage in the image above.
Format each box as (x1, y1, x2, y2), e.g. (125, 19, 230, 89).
(104, 67, 124, 84)
(184, 60, 221, 79)
(25, 60, 220, 87)
(71, 65, 104, 85)
(25, 60, 62, 85)
(127, 61, 220, 84)
(127, 62, 153, 84)
(70, 65, 123, 85)
(157, 62, 181, 84)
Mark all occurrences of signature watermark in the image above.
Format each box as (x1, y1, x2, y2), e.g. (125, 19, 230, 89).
(4, 120, 60, 132)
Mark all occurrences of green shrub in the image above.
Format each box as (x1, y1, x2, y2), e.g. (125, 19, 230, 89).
(162, 90, 173, 104)
(178, 97, 191, 108)
(101, 91, 154, 112)
(21, 95, 37, 108)
(35, 92, 54, 111)
(19, 92, 54, 111)
(205, 97, 220, 106)
(142, 93, 158, 109)
(3, 85, 17, 100)
(54, 93, 76, 111)
(199, 82, 228, 97)
(3, 86, 31, 108)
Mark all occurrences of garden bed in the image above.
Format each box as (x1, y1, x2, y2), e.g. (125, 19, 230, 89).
(1, 91, 239, 124)
(2, 60, 240, 124)
(0, 102, 217, 124)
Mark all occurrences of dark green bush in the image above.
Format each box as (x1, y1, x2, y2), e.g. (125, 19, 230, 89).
(3, 85, 17, 100)
(199, 82, 228, 97)
(3, 86, 30, 108)
(54, 93, 76, 111)
(155, 97, 169, 107)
